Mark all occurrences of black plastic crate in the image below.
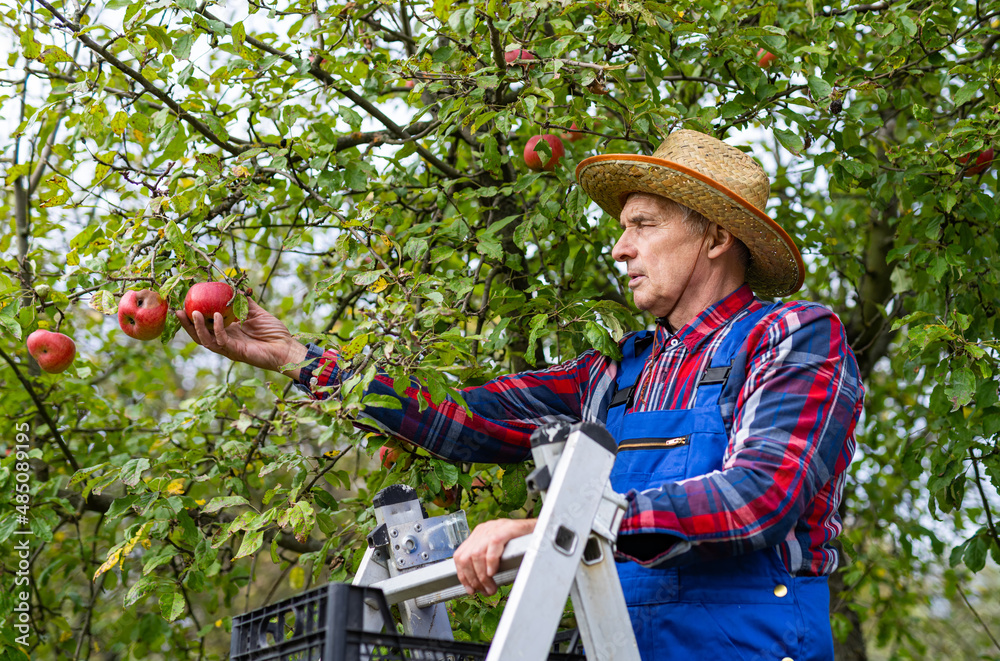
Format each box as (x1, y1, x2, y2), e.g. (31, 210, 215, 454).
(230, 583, 585, 661)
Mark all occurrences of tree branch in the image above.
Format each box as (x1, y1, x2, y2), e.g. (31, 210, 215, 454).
(36, 0, 239, 155)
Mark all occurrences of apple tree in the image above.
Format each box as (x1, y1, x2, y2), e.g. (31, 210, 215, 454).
(1, 0, 998, 659)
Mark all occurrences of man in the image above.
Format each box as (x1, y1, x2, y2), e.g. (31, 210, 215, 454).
(179, 129, 863, 660)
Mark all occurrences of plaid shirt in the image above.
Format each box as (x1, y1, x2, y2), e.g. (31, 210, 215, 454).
(298, 285, 863, 576)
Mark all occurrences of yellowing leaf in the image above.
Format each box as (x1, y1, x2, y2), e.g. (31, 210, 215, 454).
(368, 276, 389, 293)
(93, 547, 123, 581)
(165, 478, 185, 495)
(290, 566, 305, 590)
(340, 333, 369, 360)
(93, 523, 150, 580)
(110, 111, 129, 136)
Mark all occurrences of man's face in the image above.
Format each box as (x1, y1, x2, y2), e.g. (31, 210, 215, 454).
(611, 194, 707, 319)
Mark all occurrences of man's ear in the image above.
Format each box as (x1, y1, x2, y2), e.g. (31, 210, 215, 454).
(705, 223, 738, 259)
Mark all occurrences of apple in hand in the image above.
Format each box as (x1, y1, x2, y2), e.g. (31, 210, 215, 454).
(118, 289, 169, 341)
(524, 134, 565, 172)
(27, 330, 76, 373)
(959, 147, 994, 176)
(757, 48, 776, 68)
(504, 48, 536, 69)
(184, 282, 237, 328)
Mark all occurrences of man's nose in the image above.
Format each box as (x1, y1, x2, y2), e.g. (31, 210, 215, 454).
(611, 231, 633, 262)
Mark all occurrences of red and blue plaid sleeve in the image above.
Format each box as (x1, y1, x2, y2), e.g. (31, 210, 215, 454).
(615, 303, 864, 574)
(296, 342, 617, 464)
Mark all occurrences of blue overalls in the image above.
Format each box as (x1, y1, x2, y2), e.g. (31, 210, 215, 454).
(606, 306, 835, 661)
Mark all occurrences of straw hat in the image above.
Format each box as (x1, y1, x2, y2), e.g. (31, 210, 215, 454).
(575, 129, 804, 297)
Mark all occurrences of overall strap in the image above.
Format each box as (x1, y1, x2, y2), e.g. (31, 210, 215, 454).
(608, 330, 655, 410)
(695, 302, 782, 406)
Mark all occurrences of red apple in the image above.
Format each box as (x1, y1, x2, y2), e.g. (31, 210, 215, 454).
(565, 122, 586, 142)
(524, 134, 565, 172)
(183, 282, 237, 328)
(26, 330, 76, 373)
(959, 147, 994, 176)
(757, 48, 777, 69)
(379, 443, 403, 469)
(432, 483, 459, 508)
(118, 289, 169, 341)
(504, 48, 536, 69)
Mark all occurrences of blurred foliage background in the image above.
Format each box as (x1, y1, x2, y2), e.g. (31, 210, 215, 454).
(1, 0, 999, 658)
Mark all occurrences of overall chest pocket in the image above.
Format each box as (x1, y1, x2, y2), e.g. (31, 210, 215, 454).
(609, 407, 730, 493)
(610, 439, 690, 493)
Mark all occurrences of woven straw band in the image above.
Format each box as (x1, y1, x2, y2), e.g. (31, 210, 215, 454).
(575, 129, 804, 297)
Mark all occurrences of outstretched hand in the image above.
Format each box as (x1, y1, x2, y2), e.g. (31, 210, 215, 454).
(176, 298, 309, 378)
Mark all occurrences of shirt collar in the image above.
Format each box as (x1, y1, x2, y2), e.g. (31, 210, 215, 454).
(653, 284, 757, 353)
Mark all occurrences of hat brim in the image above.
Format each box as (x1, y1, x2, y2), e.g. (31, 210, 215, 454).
(576, 154, 804, 297)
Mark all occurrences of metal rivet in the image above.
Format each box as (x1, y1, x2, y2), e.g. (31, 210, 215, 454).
(774, 584, 788, 598)
(390, 529, 398, 537)
(414, 523, 422, 532)
(420, 552, 428, 560)
(394, 544, 400, 550)
(397, 558, 405, 565)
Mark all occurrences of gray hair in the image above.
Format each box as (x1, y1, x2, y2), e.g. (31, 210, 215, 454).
(655, 197, 752, 271)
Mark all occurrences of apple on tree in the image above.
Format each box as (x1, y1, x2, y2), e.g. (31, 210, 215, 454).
(378, 442, 404, 469)
(433, 482, 459, 508)
(756, 48, 777, 69)
(523, 134, 565, 172)
(118, 289, 169, 341)
(184, 282, 237, 328)
(504, 48, 536, 70)
(959, 147, 994, 177)
(27, 329, 76, 373)
(565, 122, 586, 143)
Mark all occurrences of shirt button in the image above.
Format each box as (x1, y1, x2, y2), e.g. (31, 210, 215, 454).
(774, 584, 788, 597)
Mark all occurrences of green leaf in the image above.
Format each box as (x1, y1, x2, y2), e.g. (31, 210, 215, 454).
(0, 302, 21, 340)
(164, 220, 186, 257)
(203, 496, 250, 513)
(807, 76, 833, 100)
(447, 7, 477, 37)
(231, 20, 246, 47)
(120, 458, 150, 488)
(963, 534, 988, 572)
(159, 588, 186, 621)
(125, 575, 163, 608)
(945, 367, 975, 409)
(233, 530, 265, 560)
(499, 464, 528, 511)
(352, 270, 386, 286)
(953, 83, 978, 107)
(774, 128, 804, 155)
(362, 394, 403, 410)
(233, 292, 249, 322)
(433, 459, 460, 488)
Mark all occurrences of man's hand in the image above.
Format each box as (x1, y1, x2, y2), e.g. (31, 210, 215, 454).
(176, 299, 309, 379)
(454, 518, 536, 596)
